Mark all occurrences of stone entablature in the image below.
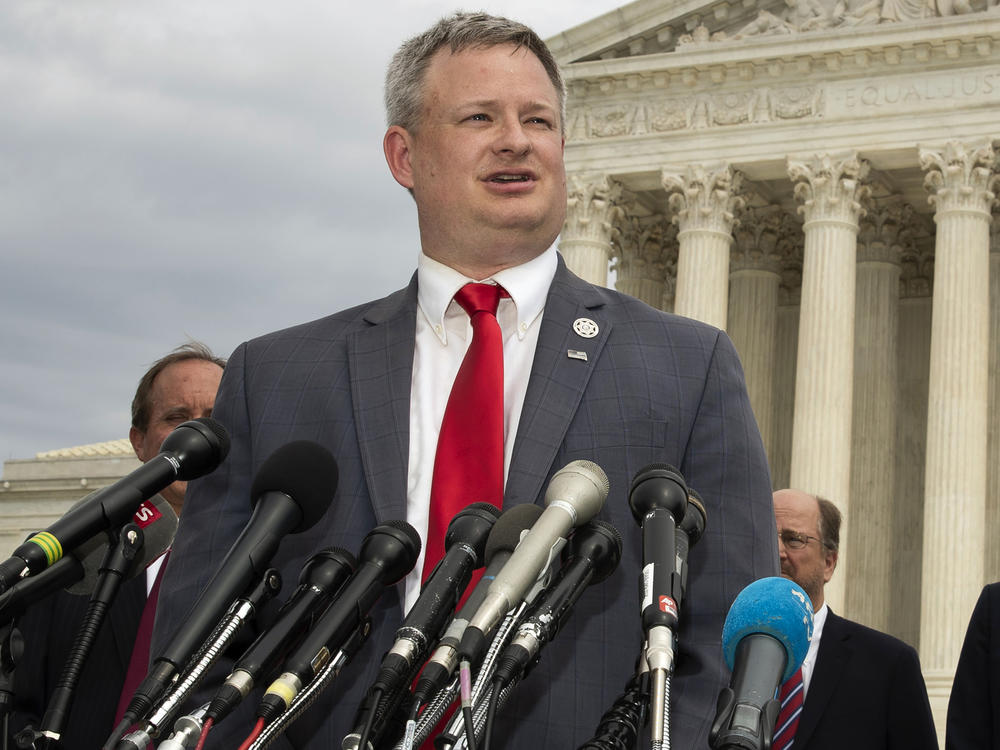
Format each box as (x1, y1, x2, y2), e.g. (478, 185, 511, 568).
(563, 15, 1000, 152)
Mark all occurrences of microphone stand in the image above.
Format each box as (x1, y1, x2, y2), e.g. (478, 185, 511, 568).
(0, 621, 25, 750)
(246, 620, 370, 750)
(119, 568, 282, 750)
(31, 524, 144, 750)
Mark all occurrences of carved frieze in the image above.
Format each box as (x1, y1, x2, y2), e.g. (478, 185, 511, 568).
(570, 85, 824, 139)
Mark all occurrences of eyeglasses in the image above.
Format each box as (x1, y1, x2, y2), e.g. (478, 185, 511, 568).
(778, 530, 823, 550)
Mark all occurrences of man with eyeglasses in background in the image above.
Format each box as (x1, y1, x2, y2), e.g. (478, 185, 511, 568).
(770, 488, 938, 749)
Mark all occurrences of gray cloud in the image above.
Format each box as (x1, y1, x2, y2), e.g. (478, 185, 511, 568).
(0, 0, 622, 460)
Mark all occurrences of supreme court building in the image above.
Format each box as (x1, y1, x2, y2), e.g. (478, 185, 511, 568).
(548, 0, 1000, 732)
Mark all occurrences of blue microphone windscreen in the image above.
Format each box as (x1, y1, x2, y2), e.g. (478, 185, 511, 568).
(722, 576, 814, 683)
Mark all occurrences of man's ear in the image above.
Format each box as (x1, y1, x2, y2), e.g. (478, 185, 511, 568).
(128, 425, 146, 461)
(384, 125, 416, 189)
(823, 548, 839, 583)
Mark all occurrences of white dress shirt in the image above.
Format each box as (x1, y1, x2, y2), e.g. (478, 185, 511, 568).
(403, 247, 557, 610)
(801, 602, 828, 698)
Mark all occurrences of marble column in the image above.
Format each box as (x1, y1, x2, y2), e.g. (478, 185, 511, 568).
(787, 152, 870, 613)
(890, 245, 934, 648)
(614, 213, 674, 310)
(847, 201, 908, 631)
(918, 139, 998, 695)
(729, 207, 783, 457)
(560, 173, 623, 287)
(770, 223, 805, 491)
(662, 164, 745, 330)
(989, 213, 1000, 583)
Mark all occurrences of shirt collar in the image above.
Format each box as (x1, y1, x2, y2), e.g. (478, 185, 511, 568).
(812, 601, 828, 641)
(417, 246, 557, 344)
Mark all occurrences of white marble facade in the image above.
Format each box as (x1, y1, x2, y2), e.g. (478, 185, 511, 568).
(549, 0, 1000, 737)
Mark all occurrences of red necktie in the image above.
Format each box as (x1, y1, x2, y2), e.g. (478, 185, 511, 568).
(772, 667, 803, 750)
(114, 552, 169, 726)
(422, 283, 507, 581)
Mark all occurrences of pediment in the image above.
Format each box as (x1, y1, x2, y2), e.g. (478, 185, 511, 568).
(547, 0, 997, 64)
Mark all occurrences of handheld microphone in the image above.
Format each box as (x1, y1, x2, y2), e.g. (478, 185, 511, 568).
(674, 489, 707, 606)
(709, 577, 814, 750)
(115, 439, 336, 738)
(0, 418, 227, 593)
(347, 503, 499, 750)
(0, 494, 178, 623)
(257, 521, 420, 723)
(493, 519, 622, 690)
(628, 463, 688, 635)
(628, 463, 688, 750)
(205, 547, 357, 727)
(457, 460, 608, 665)
(410, 503, 543, 713)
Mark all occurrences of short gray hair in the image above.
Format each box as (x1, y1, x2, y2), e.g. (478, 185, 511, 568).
(816, 496, 842, 551)
(384, 11, 566, 135)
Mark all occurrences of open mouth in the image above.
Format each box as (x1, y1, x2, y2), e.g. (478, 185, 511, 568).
(490, 174, 531, 183)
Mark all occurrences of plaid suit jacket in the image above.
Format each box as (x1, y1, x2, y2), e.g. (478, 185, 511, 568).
(152, 255, 778, 748)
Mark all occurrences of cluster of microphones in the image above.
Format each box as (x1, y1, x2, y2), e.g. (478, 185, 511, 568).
(0, 418, 816, 750)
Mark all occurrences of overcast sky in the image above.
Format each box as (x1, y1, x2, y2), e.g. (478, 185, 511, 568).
(0, 0, 631, 462)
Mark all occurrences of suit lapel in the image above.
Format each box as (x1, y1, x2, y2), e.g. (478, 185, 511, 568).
(505, 260, 611, 507)
(795, 610, 853, 748)
(349, 277, 417, 524)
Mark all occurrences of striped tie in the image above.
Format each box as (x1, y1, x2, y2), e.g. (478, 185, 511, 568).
(772, 667, 803, 750)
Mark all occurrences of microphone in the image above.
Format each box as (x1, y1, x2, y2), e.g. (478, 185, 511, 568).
(0, 418, 227, 593)
(256, 520, 420, 723)
(674, 489, 707, 607)
(205, 547, 358, 727)
(114, 439, 336, 738)
(457, 460, 608, 665)
(709, 577, 814, 750)
(347, 503, 500, 750)
(627, 463, 688, 750)
(0, 494, 178, 623)
(409, 503, 543, 714)
(628, 463, 688, 635)
(492, 519, 622, 690)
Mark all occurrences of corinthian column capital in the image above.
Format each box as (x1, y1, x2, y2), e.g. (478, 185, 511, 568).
(857, 201, 913, 265)
(563, 172, 625, 243)
(919, 139, 1000, 217)
(731, 206, 785, 273)
(661, 163, 746, 236)
(788, 152, 871, 228)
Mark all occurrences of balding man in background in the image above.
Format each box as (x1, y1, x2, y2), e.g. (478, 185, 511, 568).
(771, 488, 937, 749)
(9, 341, 224, 749)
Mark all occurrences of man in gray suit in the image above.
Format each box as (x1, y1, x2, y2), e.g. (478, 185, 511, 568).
(152, 12, 777, 749)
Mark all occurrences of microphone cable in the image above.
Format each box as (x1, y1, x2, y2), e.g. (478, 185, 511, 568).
(237, 718, 266, 750)
(577, 667, 651, 750)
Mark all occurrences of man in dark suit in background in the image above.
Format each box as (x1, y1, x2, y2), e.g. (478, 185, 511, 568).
(947, 582, 1000, 749)
(152, 12, 777, 748)
(772, 488, 938, 749)
(8, 342, 224, 749)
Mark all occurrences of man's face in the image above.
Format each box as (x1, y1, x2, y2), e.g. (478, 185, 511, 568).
(384, 43, 566, 276)
(773, 489, 837, 611)
(129, 359, 223, 517)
